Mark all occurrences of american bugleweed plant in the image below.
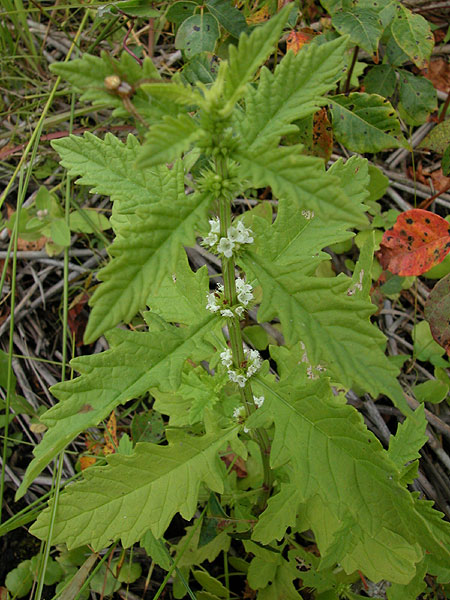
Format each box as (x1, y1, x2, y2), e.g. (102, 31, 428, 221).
(19, 6, 450, 598)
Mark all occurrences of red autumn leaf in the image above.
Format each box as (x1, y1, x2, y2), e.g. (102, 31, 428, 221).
(286, 28, 317, 54)
(312, 107, 333, 161)
(425, 272, 450, 356)
(378, 209, 450, 276)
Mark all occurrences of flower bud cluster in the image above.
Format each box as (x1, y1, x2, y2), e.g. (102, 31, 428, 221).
(220, 348, 263, 388)
(206, 278, 253, 319)
(202, 218, 254, 258)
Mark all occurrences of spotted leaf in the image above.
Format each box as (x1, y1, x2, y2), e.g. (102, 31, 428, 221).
(379, 209, 450, 276)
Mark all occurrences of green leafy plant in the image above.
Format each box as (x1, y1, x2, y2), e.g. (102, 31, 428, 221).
(16, 7, 450, 598)
(319, 0, 437, 134)
(4, 185, 110, 256)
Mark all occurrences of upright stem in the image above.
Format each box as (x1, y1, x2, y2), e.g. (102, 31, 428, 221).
(344, 45, 359, 95)
(215, 155, 273, 512)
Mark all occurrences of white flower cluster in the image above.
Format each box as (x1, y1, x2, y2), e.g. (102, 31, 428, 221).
(220, 347, 263, 388)
(202, 217, 254, 258)
(206, 278, 253, 319)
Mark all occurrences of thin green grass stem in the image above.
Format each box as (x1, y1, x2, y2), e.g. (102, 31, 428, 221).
(33, 91, 76, 600)
(0, 116, 43, 522)
(0, 8, 90, 210)
(0, 168, 24, 526)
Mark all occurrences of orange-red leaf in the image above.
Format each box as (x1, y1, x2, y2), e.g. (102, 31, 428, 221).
(378, 209, 450, 276)
(286, 28, 317, 54)
(80, 456, 97, 470)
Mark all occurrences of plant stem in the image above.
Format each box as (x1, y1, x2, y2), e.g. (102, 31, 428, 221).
(215, 155, 273, 512)
(344, 45, 359, 95)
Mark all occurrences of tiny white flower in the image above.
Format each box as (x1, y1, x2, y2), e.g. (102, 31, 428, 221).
(209, 217, 220, 234)
(202, 232, 218, 247)
(236, 278, 253, 306)
(235, 221, 254, 244)
(243, 425, 250, 433)
(220, 308, 234, 318)
(245, 349, 262, 377)
(235, 306, 245, 317)
(217, 283, 224, 293)
(206, 292, 220, 313)
(228, 371, 247, 387)
(217, 237, 235, 258)
(253, 395, 264, 408)
(227, 225, 240, 243)
(220, 348, 233, 368)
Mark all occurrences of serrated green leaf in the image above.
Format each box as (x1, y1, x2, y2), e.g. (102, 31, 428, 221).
(235, 146, 367, 231)
(50, 52, 169, 121)
(397, 70, 437, 126)
(252, 483, 298, 543)
(327, 155, 370, 211)
(181, 52, 219, 85)
(175, 13, 220, 58)
(51, 133, 166, 231)
(363, 64, 396, 97)
(221, 5, 290, 111)
(410, 495, 450, 576)
(17, 264, 221, 497)
(249, 358, 426, 583)
(138, 113, 202, 168)
(184, 368, 222, 424)
(240, 196, 408, 412)
(332, 8, 383, 55)
(148, 253, 211, 325)
(234, 36, 347, 151)
(206, 0, 248, 38)
(140, 81, 205, 107)
(391, 5, 434, 69)
(330, 93, 408, 153)
(84, 186, 211, 343)
(387, 558, 427, 600)
(388, 404, 427, 469)
(30, 426, 237, 549)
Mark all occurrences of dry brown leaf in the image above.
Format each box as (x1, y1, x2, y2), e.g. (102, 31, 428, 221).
(421, 58, 450, 94)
